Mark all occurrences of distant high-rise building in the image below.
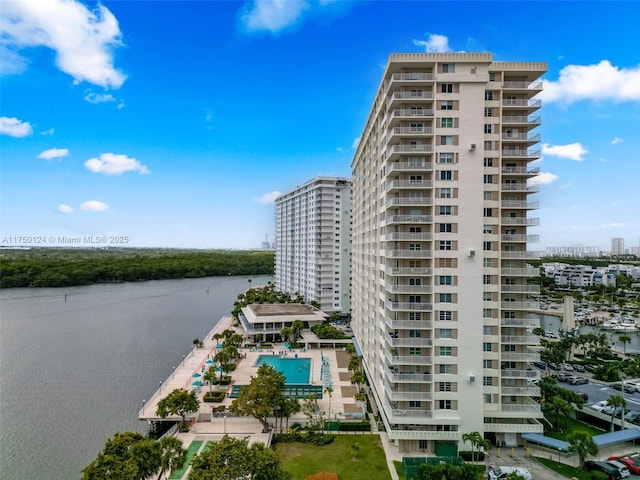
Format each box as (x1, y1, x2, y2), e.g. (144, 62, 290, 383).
(275, 177, 352, 313)
(351, 53, 546, 454)
(611, 237, 625, 256)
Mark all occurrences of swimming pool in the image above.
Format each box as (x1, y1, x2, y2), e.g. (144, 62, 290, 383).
(254, 355, 311, 384)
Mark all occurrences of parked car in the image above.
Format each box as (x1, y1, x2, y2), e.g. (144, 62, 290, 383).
(624, 411, 640, 422)
(573, 364, 586, 372)
(561, 363, 574, 371)
(557, 372, 573, 382)
(532, 361, 547, 370)
(569, 376, 588, 385)
(577, 391, 589, 401)
(548, 362, 559, 370)
(585, 460, 622, 480)
(606, 460, 630, 478)
(603, 405, 628, 416)
(585, 364, 597, 372)
(591, 400, 609, 412)
(609, 454, 640, 475)
(488, 466, 532, 480)
(611, 383, 636, 394)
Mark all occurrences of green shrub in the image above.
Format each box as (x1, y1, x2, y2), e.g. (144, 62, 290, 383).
(203, 391, 226, 402)
(458, 450, 485, 461)
(271, 432, 335, 446)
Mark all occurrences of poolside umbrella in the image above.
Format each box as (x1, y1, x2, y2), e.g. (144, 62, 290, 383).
(192, 380, 204, 387)
(205, 359, 214, 365)
(192, 372, 202, 378)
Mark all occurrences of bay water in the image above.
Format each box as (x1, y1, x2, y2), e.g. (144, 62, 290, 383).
(0, 275, 272, 480)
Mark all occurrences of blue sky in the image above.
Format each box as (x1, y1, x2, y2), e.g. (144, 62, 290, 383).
(1, 0, 639, 251)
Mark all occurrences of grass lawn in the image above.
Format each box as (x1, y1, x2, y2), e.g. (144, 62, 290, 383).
(275, 434, 392, 480)
(536, 457, 592, 480)
(545, 416, 605, 441)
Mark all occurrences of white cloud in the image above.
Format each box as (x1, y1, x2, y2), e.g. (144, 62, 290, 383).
(1, 0, 126, 88)
(84, 91, 116, 104)
(600, 222, 630, 229)
(611, 137, 624, 144)
(241, 0, 310, 33)
(336, 147, 343, 152)
(528, 172, 558, 186)
(254, 191, 282, 203)
(57, 203, 73, 214)
(38, 148, 69, 160)
(352, 136, 360, 149)
(0, 43, 29, 74)
(542, 60, 640, 103)
(80, 200, 109, 212)
(0, 116, 33, 137)
(41, 128, 55, 135)
(84, 153, 150, 175)
(541, 142, 588, 161)
(413, 34, 452, 53)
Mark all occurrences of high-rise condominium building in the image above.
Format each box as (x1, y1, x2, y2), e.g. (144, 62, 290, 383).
(351, 53, 546, 454)
(275, 177, 352, 313)
(611, 237, 625, 256)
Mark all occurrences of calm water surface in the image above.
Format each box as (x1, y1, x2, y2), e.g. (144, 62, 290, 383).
(0, 275, 272, 480)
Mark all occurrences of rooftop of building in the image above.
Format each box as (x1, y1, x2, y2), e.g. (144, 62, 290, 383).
(246, 303, 323, 317)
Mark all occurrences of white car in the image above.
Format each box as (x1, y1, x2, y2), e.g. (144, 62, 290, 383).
(591, 400, 609, 412)
(488, 466, 532, 480)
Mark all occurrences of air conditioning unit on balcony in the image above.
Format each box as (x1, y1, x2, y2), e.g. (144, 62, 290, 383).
(468, 249, 476, 257)
(469, 143, 476, 151)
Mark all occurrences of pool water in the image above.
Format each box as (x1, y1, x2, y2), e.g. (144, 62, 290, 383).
(255, 355, 311, 384)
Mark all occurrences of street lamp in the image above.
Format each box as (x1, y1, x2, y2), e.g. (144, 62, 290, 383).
(224, 412, 227, 434)
(142, 399, 146, 415)
(172, 366, 176, 379)
(182, 354, 186, 366)
(159, 380, 163, 396)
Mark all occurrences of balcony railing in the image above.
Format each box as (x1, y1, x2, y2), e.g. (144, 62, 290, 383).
(501, 183, 540, 193)
(387, 109, 435, 127)
(500, 234, 537, 242)
(501, 318, 541, 327)
(385, 231, 433, 241)
(384, 249, 433, 259)
(384, 317, 433, 329)
(387, 161, 433, 174)
(385, 370, 433, 383)
(500, 251, 542, 260)
(385, 266, 432, 275)
(384, 400, 434, 420)
(501, 133, 541, 142)
(385, 385, 432, 401)
(387, 144, 433, 159)
(502, 115, 541, 125)
(390, 126, 434, 136)
(386, 333, 433, 347)
(500, 285, 540, 294)
(500, 301, 539, 310)
(501, 352, 540, 362)
(386, 300, 433, 312)
(392, 72, 435, 81)
(500, 267, 539, 276)
(500, 404, 541, 414)
(386, 351, 433, 365)
(501, 201, 539, 210)
(500, 217, 540, 226)
(501, 386, 540, 396)
(501, 151, 541, 159)
(502, 99, 541, 108)
(386, 180, 433, 191)
(501, 335, 539, 344)
(502, 81, 543, 90)
(500, 369, 539, 379)
(385, 283, 433, 294)
(386, 215, 433, 226)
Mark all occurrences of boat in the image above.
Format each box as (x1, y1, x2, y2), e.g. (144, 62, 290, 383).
(601, 316, 638, 331)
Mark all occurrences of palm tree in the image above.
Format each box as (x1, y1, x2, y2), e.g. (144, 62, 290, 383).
(567, 432, 598, 468)
(544, 397, 574, 431)
(280, 326, 291, 343)
(606, 394, 627, 432)
(462, 432, 480, 462)
(351, 370, 366, 393)
(156, 436, 187, 480)
(281, 397, 300, 432)
(203, 367, 217, 394)
(214, 349, 232, 381)
(324, 386, 334, 425)
(618, 334, 631, 356)
(291, 320, 304, 342)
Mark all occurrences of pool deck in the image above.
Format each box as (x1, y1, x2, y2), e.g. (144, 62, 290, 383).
(142, 316, 390, 479)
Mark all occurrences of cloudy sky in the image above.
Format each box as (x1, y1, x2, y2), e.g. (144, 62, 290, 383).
(1, 0, 639, 250)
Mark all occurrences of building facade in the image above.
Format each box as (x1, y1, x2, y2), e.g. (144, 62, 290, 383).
(275, 177, 352, 313)
(611, 237, 625, 256)
(350, 53, 546, 454)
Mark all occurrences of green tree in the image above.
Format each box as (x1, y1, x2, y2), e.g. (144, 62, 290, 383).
(157, 436, 187, 480)
(567, 431, 598, 468)
(281, 397, 300, 432)
(606, 394, 627, 431)
(532, 327, 546, 337)
(81, 432, 163, 480)
(188, 435, 290, 480)
(324, 386, 334, 425)
(462, 431, 489, 462)
(280, 326, 291, 342)
(156, 389, 200, 428)
(544, 397, 574, 431)
(229, 364, 285, 433)
(291, 319, 304, 342)
(203, 367, 217, 394)
(350, 442, 360, 460)
(618, 334, 631, 356)
(350, 369, 366, 393)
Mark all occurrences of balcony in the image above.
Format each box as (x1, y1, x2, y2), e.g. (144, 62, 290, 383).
(501, 183, 540, 193)
(386, 90, 434, 109)
(500, 301, 539, 310)
(501, 386, 540, 396)
(500, 285, 540, 294)
(502, 81, 543, 91)
(384, 400, 433, 421)
(500, 251, 541, 260)
(501, 335, 539, 344)
(385, 317, 433, 329)
(385, 231, 432, 241)
(502, 99, 541, 109)
(384, 249, 432, 259)
(386, 180, 433, 192)
(386, 109, 435, 128)
(501, 151, 541, 160)
(502, 115, 541, 125)
(387, 161, 433, 174)
(501, 318, 540, 328)
(386, 333, 433, 347)
(386, 350, 433, 365)
(386, 197, 433, 208)
(386, 300, 433, 312)
(391, 72, 435, 82)
(500, 369, 539, 379)
(385, 283, 433, 294)
(501, 352, 539, 362)
(385, 385, 432, 401)
(389, 126, 434, 137)
(385, 266, 432, 276)
(501, 133, 541, 143)
(500, 403, 542, 414)
(500, 267, 539, 276)
(500, 217, 540, 226)
(387, 144, 433, 160)
(501, 200, 539, 210)
(501, 234, 540, 242)
(386, 215, 433, 226)
(385, 369, 433, 383)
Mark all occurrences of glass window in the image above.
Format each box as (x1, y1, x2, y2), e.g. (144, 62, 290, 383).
(440, 136, 454, 145)
(483, 376, 493, 386)
(440, 170, 453, 180)
(441, 83, 453, 93)
(442, 64, 455, 73)
(483, 342, 492, 352)
(440, 328, 452, 338)
(439, 382, 453, 392)
(440, 118, 453, 128)
(439, 223, 453, 233)
(439, 399, 452, 409)
(439, 275, 453, 285)
(484, 90, 494, 100)
(439, 188, 452, 198)
(484, 107, 493, 117)
(439, 346, 452, 356)
(483, 359, 493, 368)
(439, 364, 452, 374)
(439, 152, 454, 164)
(439, 311, 453, 321)
(439, 205, 452, 215)
(440, 100, 453, 110)
(439, 293, 452, 303)
(439, 240, 452, 250)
